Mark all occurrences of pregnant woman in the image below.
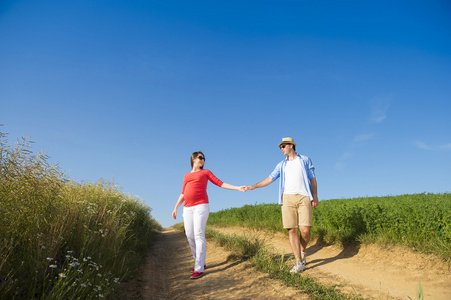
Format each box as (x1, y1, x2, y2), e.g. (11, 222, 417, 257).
(172, 151, 245, 279)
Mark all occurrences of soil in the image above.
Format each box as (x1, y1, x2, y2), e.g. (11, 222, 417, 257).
(114, 226, 451, 300)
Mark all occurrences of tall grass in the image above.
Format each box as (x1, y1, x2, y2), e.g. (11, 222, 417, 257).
(0, 132, 161, 299)
(208, 194, 451, 261)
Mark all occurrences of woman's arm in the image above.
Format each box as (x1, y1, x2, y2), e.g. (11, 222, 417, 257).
(221, 183, 246, 192)
(172, 194, 185, 219)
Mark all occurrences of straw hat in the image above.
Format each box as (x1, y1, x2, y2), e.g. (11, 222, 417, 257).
(278, 137, 296, 148)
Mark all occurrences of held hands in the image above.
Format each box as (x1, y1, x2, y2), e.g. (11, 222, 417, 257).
(238, 186, 247, 192)
(238, 185, 255, 192)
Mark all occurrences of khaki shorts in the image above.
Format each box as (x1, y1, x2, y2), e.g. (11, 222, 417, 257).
(281, 194, 312, 228)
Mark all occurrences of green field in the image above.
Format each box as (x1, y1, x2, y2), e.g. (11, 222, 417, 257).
(208, 193, 451, 261)
(0, 135, 161, 299)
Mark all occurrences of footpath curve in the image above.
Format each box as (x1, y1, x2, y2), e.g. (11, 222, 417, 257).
(213, 226, 451, 300)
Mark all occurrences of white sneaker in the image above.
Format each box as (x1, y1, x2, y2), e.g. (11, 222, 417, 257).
(290, 261, 306, 273)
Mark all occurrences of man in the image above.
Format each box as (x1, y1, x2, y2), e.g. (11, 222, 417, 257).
(247, 137, 318, 273)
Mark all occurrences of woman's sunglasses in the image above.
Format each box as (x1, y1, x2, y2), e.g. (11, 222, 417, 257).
(198, 156, 205, 160)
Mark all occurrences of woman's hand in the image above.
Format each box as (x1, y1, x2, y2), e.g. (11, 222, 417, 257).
(173, 194, 184, 219)
(238, 186, 247, 192)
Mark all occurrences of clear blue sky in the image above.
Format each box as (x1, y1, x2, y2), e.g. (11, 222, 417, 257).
(1, 0, 450, 228)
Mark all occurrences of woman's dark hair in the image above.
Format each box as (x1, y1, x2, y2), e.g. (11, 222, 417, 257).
(190, 151, 205, 169)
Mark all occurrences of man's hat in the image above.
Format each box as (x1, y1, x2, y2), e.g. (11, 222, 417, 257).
(278, 137, 296, 148)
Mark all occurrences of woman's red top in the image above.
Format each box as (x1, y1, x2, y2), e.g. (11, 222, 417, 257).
(182, 169, 223, 207)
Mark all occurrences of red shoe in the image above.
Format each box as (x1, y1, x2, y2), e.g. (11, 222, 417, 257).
(191, 265, 206, 272)
(190, 272, 203, 279)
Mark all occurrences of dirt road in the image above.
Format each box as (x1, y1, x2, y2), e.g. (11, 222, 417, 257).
(139, 228, 308, 299)
(121, 227, 450, 299)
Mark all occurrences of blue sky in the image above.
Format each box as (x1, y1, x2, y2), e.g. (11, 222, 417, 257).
(1, 0, 450, 228)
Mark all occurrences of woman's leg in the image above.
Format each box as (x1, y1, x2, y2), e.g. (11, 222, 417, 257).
(193, 203, 209, 272)
(183, 206, 196, 261)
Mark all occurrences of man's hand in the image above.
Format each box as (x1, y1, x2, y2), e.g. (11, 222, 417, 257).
(245, 178, 272, 192)
(311, 196, 319, 208)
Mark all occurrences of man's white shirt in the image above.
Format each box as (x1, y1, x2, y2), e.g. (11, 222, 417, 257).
(284, 158, 308, 196)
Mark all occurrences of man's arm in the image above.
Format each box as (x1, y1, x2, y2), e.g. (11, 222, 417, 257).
(247, 177, 274, 190)
(310, 177, 318, 208)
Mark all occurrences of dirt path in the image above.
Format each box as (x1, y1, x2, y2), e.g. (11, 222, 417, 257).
(124, 227, 450, 300)
(213, 226, 451, 300)
(139, 228, 309, 299)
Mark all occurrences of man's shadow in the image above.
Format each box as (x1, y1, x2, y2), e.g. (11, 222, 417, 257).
(279, 238, 359, 270)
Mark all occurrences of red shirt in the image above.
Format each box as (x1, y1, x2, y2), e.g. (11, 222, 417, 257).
(182, 169, 224, 207)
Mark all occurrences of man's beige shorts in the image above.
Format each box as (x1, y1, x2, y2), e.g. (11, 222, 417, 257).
(281, 194, 312, 228)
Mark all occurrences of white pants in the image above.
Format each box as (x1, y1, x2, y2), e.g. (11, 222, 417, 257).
(183, 203, 209, 272)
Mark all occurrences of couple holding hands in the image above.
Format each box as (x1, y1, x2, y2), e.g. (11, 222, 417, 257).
(172, 137, 319, 279)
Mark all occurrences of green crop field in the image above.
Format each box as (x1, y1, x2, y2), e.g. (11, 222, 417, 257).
(208, 193, 451, 261)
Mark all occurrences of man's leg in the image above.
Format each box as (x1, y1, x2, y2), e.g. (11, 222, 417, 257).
(288, 227, 306, 273)
(298, 195, 313, 263)
(283, 195, 301, 262)
(283, 194, 306, 272)
(299, 226, 311, 261)
(289, 226, 311, 262)
(288, 227, 302, 263)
